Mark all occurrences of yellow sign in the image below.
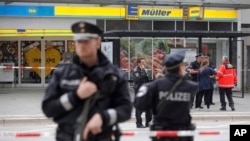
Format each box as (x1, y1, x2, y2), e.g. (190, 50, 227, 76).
(204, 9, 237, 20)
(0, 29, 73, 37)
(25, 48, 61, 77)
(189, 6, 204, 20)
(55, 6, 125, 18)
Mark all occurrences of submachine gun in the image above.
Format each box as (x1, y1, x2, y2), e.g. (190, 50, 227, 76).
(74, 69, 120, 141)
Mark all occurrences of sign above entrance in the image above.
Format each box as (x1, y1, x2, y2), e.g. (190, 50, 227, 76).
(139, 8, 182, 19)
(126, 4, 139, 20)
(0, 5, 237, 21)
(0, 5, 54, 17)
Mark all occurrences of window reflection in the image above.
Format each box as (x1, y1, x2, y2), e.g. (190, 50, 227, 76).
(21, 41, 41, 83)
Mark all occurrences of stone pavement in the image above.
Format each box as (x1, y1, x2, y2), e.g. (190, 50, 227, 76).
(0, 87, 250, 126)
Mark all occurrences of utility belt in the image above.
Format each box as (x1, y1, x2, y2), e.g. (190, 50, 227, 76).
(150, 123, 196, 131)
(56, 125, 111, 141)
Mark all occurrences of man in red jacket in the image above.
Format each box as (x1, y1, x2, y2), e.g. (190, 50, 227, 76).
(217, 56, 237, 111)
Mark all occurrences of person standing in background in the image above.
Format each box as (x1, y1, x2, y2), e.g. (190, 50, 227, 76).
(197, 60, 217, 109)
(217, 56, 237, 111)
(132, 58, 152, 128)
(204, 54, 216, 105)
(187, 53, 203, 108)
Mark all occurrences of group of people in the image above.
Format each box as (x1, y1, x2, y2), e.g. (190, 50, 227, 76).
(42, 21, 237, 141)
(187, 53, 237, 111)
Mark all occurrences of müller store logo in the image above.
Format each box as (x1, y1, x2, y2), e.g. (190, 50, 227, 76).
(141, 9, 172, 16)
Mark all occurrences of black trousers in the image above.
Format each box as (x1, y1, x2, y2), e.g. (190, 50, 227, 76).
(190, 91, 198, 108)
(219, 88, 234, 108)
(196, 89, 212, 107)
(208, 88, 214, 103)
(134, 87, 152, 126)
(136, 109, 152, 126)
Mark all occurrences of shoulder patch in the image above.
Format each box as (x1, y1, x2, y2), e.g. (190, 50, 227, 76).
(137, 85, 148, 97)
(135, 72, 139, 77)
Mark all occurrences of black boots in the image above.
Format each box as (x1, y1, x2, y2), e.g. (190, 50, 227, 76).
(220, 107, 226, 111)
(207, 104, 210, 109)
(220, 106, 235, 111)
(136, 124, 145, 128)
(231, 106, 235, 111)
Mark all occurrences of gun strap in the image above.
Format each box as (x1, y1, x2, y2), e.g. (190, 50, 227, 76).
(156, 76, 184, 111)
(74, 92, 104, 141)
(74, 75, 118, 141)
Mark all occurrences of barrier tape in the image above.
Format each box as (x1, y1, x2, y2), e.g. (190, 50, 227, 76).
(0, 130, 222, 138)
(0, 66, 56, 70)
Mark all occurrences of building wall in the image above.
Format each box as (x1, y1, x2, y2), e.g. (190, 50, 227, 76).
(0, 17, 95, 29)
(241, 9, 250, 24)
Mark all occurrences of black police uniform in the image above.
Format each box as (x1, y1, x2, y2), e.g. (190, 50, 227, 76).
(189, 54, 202, 108)
(189, 54, 202, 82)
(42, 22, 132, 141)
(132, 66, 152, 127)
(134, 51, 198, 141)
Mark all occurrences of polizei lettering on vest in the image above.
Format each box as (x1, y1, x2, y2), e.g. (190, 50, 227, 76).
(142, 9, 171, 16)
(159, 91, 190, 102)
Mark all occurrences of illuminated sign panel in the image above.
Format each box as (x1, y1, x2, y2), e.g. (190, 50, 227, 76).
(0, 5, 54, 16)
(139, 8, 182, 19)
(126, 4, 138, 20)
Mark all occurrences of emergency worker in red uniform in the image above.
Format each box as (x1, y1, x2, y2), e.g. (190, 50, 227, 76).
(217, 56, 237, 111)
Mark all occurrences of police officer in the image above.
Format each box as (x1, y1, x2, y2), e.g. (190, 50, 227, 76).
(132, 57, 152, 128)
(187, 53, 203, 108)
(42, 21, 132, 141)
(134, 50, 198, 141)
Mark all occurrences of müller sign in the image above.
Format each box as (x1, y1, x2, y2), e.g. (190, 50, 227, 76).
(141, 9, 172, 16)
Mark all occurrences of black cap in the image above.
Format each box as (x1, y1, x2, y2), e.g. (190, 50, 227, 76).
(163, 50, 185, 70)
(71, 21, 103, 40)
(195, 53, 203, 57)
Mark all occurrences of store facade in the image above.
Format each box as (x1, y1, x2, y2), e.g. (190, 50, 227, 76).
(0, 4, 243, 89)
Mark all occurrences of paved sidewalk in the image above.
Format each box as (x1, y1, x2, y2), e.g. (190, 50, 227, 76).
(0, 87, 250, 126)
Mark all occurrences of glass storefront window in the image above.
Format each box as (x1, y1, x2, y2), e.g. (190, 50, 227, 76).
(152, 39, 169, 78)
(120, 38, 129, 80)
(67, 40, 75, 53)
(0, 41, 18, 84)
(21, 41, 41, 83)
(45, 40, 65, 83)
(130, 38, 153, 80)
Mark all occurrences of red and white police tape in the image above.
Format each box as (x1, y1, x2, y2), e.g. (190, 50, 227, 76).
(0, 65, 56, 70)
(0, 130, 223, 138)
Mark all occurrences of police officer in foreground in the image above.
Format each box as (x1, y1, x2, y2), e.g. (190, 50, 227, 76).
(134, 50, 198, 141)
(42, 21, 132, 141)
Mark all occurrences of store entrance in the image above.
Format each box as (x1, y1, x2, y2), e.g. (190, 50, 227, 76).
(0, 37, 74, 88)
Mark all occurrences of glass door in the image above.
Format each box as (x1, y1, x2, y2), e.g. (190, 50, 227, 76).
(44, 40, 65, 83)
(20, 41, 42, 84)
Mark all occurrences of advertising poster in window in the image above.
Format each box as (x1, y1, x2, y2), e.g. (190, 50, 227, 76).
(101, 42, 113, 63)
(0, 63, 14, 82)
